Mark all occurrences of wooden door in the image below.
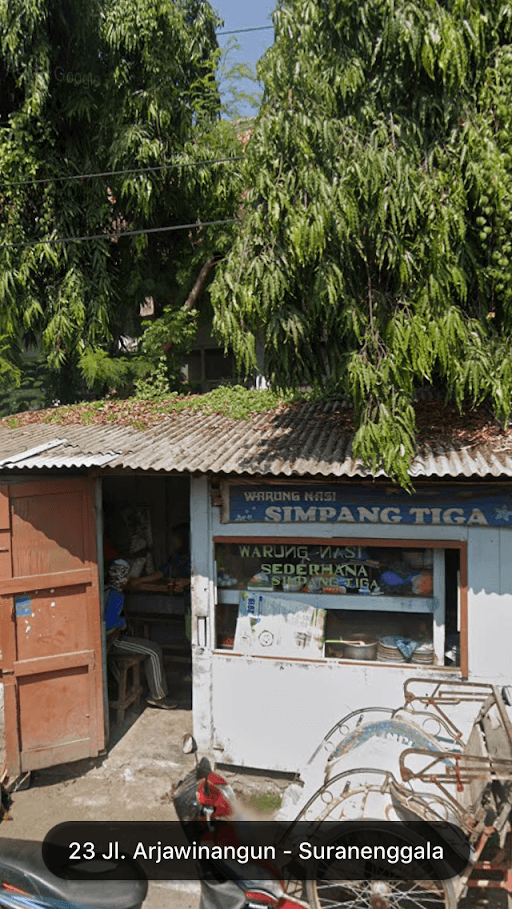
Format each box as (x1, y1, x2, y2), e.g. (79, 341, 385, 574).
(0, 478, 104, 775)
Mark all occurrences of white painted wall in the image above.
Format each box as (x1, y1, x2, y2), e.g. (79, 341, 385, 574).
(467, 526, 512, 680)
(189, 478, 512, 772)
(210, 655, 457, 771)
(190, 476, 215, 751)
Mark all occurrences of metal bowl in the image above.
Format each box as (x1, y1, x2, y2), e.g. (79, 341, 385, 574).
(325, 638, 378, 660)
(342, 639, 378, 660)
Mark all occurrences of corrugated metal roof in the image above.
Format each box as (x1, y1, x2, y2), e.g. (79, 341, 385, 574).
(1, 401, 512, 478)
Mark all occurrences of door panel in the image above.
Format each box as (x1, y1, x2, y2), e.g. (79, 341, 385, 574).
(11, 490, 87, 576)
(0, 479, 104, 776)
(14, 586, 91, 661)
(18, 664, 91, 747)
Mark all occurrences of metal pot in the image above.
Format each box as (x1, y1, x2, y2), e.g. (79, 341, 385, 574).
(325, 638, 378, 660)
(342, 639, 378, 660)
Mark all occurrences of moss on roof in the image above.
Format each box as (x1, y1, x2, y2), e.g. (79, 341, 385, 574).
(1, 385, 510, 458)
(0, 386, 303, 430)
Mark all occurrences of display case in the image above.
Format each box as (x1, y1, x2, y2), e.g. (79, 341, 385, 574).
(214, 540, 455, 666)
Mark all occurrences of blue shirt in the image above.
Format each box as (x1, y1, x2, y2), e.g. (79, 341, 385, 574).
(159, 553, 191, 579)
(105, 588, 127, 631)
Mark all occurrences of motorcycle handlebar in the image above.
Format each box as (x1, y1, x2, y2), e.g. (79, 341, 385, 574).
(196, 756, 212, 778)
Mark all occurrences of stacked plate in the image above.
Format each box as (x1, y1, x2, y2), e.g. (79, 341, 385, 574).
(411, 642, 435, 665)
(377, 636, 407, 663)
(377, 636, 435, 664)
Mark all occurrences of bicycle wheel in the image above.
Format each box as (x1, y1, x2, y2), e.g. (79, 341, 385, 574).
(306, 875, 457, 909)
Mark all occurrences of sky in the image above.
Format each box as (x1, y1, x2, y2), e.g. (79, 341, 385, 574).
(212, 0, 277, 118)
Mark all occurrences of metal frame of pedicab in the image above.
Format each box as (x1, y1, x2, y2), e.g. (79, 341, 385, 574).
(285, 678, 512, 907)
(399, 678, 512, 904)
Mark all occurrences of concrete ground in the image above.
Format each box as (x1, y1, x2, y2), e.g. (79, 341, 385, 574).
(0, 661, 288, 909)
(0, 660, 507, 909)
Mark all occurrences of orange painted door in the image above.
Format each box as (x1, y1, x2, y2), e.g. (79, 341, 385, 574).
(0, 478, 104, 775)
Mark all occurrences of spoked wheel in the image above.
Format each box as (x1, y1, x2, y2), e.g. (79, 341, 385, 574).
(304, 817, 458, 909)
(306, 876, 457, 909)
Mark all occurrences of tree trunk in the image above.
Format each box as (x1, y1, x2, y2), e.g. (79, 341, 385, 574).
(182, 257, 218, 311)
(161, 257, 220, 352)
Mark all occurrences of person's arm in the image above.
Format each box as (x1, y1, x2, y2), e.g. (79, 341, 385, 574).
(126, 570, 164, 590)
(171, 577, 190, 593)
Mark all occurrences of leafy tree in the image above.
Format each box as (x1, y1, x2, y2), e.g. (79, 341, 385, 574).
(0, 0, 243, 405)
(211, 0, 512, 485)
(217, 36, 262, 120)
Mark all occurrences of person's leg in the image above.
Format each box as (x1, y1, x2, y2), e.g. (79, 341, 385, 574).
(112, 636, 176, 706)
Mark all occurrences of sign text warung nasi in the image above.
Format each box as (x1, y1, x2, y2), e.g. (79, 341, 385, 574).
(226, 484, 512, 527)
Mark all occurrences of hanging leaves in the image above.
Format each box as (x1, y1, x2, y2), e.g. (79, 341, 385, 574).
(0, 0, 242, 407)
(211, 0, 512, 486)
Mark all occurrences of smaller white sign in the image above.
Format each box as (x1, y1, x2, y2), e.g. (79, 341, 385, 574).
(234, 592, 326, 658)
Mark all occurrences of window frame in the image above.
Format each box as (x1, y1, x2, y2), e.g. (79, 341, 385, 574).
(212, 536, 468, 676)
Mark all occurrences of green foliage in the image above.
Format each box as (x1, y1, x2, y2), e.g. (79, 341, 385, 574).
(174, 383, 297, 418)
(0, 0, 244, 404)
(1, 383, 301, 428)
(140, 307, 199, 371)
(217, 37, 262, 119)
(211, 0, 512, 486)
(243, 791, 282, 814)
(134, 356, 174, 400)
(79, 348, 143, 391)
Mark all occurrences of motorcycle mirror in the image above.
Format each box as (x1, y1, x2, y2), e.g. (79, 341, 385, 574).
(182, 734, 198, 755)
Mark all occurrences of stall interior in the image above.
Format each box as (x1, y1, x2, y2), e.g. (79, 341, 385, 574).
(102, 475, 191, 703)
(215, 541, 460, 667)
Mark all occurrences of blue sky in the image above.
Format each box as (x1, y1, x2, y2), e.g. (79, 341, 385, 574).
(213, 0, 276, 117)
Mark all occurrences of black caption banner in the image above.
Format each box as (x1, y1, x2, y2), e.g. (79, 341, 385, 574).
(42, 821, 471, 882)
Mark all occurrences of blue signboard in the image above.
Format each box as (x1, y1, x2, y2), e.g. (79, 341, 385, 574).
(226, 484, 512, 527)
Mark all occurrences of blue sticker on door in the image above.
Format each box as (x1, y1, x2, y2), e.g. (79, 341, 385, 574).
(14, 595, 32, 617)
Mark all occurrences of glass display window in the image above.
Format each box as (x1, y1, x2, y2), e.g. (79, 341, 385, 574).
(214, 539, 464, 669)
(216, 541, 434, 597)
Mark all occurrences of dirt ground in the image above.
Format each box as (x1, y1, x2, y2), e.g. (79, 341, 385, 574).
(0, 664, 507, 909)
(0, 662, 288, 909)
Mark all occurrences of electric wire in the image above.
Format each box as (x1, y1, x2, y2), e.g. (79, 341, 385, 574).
(1, 218, 240, 249)
(0, 156, 245, 190)
(217, 25, 273, 35)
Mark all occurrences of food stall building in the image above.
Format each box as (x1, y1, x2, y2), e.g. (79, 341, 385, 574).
(0, 400, 511, 775)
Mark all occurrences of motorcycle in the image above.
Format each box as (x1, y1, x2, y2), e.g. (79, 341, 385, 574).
(173, 734, 310, 909)
(0, 739, 310, 909)
(0, 775, 147, 909)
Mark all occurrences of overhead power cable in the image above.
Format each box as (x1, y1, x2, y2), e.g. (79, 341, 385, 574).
(217, 25, 273, 35)
(2, 218, 240, 249)
(0, 156, 245, 190)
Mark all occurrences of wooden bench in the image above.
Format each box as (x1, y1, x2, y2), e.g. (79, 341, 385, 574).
(128, 612, 191, 658)
(107, 631, 145, 725)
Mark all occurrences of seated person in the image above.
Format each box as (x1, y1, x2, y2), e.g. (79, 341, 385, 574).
(160, 523, 191, 641)
(123, 524, 192, 641)
(105, 559, 178, 710)
(159, 523, 191, 589)
(127, 523, 191, 595)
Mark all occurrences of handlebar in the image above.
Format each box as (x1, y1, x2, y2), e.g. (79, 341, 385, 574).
(197, 756, 213, 781)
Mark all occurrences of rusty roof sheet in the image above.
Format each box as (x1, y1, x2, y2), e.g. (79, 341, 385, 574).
(1, 400, 512, 478)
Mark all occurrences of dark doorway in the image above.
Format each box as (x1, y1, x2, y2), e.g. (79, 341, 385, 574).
(101, 475, 192, 737)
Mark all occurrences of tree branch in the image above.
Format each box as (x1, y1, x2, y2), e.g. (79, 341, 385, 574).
(182, 256, 220, 312)
(161, 256, 222, 352)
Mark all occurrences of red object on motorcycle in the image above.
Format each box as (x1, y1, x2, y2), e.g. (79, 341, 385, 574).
(275, 897, 311, 909)
(1, 884, 29, 895)
(245, 892, 279, 906)
(197, 774, 233, 818)
(245, 893, 310, 909)
(204, 771, 229, 787)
